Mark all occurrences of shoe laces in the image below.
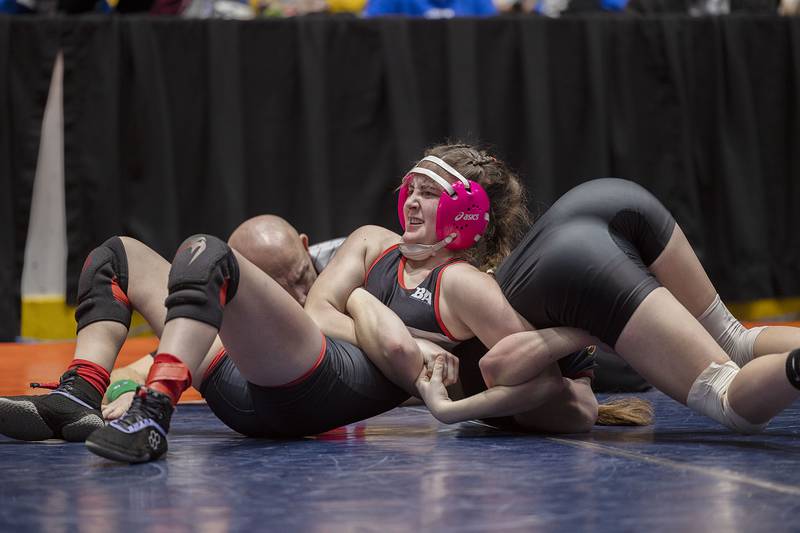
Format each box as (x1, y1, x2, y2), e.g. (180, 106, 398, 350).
(30, 369, 79, 392)
(114, 388, 165, 429)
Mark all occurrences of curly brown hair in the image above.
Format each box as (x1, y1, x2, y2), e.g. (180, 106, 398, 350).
(420, 143, 531, 272)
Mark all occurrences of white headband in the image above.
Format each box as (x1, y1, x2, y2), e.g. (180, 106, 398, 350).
(407, 155, 472, 197)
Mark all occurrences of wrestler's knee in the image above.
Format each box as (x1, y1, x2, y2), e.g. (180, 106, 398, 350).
(164, 234, 240, 329)
(75, 236, 132, 332)
(687, 361, 769, 434)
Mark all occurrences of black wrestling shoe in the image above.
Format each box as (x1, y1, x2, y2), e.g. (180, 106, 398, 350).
(0, 369, 104, 442)
(558, 345, 599, 380)
(85, 387, 173, 463)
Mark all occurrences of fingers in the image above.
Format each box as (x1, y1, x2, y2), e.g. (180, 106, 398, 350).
(102, 392, 134, 420)
(421, 352, 436, 380)
(433, 355, 459, 386)
(441, 354, 453, 386)
(433, 353, 459, 387)
(103, 405, 123, 420)
(415, 338, 459, 384)
(442, 354, 459, 387)
(430, 355, 445, 384)
(417, 363, 431, 384)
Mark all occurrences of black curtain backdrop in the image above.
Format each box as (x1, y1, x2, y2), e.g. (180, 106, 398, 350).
(0, 18, 58, 341)
(3, 15, 800, 336)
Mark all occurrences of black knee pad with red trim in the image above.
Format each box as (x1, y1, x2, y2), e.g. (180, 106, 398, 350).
(75, 236, 132, 332)
(164, 234, 239, 329)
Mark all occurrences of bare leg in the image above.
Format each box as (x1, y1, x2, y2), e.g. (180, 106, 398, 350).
(0, 236, 177, 442)
(648, 225, 800, 357)
(752, 327, 800, 357)
(86, 236, 328, 462)
(727, 352, 799, 423)
(76, 237, 223, 386)
(74, 322, 128, 372)
(156, 248, 323, 387)
(71, 237, 171, 372)
(615, 287, 799, 423)
(647, 225, 716, 317)
(615, 288, 726, 401)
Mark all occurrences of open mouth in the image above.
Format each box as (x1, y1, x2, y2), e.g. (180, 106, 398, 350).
(408, 216, 424, 226)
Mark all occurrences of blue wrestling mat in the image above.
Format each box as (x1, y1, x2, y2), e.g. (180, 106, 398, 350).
(1, 391, 799, 532)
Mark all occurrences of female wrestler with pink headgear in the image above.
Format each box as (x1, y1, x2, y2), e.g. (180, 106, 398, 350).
(103, 142, 800, 440)
(410, 162, 800, 434)
(0, 142, 601, 463)
(7, 141, 797, 464)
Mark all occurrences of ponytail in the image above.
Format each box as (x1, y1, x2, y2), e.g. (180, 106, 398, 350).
(596, 397, 654, 426)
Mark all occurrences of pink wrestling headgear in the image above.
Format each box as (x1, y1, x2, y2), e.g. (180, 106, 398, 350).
(397, 155, 491, 251)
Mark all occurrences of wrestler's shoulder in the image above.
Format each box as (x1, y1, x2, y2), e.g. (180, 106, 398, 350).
(441, 262, 498, 292)
(346, 225, 402, 250)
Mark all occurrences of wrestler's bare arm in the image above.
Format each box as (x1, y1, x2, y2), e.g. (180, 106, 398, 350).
(346, 288, 424, 394)
(479, 328, 596, 387)
(419, 265, 597, 424)
(305, 225, 398, 345)
(346, 288, 460, 395)
(417, 359, 565, 423)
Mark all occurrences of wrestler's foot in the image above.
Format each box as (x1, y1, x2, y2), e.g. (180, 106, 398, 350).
(0, 369, 104, 441)
(85, 387, 173, 463)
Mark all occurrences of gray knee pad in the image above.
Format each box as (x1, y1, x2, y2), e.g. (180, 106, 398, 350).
(164, 235, 239, 329)
(75, 236, 132, 332)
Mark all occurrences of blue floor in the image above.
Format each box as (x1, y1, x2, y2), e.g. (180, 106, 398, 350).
(2, 392, 799, 532)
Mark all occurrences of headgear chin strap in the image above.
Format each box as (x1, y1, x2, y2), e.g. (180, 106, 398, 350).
(398, 234, 455, 261)
(397, 155, 491, 253)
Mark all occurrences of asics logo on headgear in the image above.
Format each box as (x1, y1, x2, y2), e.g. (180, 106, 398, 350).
(187, 236, 207, 265)
(455, 212, 480, 221)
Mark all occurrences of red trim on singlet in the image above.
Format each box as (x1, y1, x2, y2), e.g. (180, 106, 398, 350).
(274, 334, 327, 388)
(398, 254, 461, 292)
(201, 346, 229, 384)
(433, 260, 467, 342)
(398, 256, 408, 289)
(364, 244, 400, 286)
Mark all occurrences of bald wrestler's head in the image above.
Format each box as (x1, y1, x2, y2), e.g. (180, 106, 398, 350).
(228, 215, 318, 305)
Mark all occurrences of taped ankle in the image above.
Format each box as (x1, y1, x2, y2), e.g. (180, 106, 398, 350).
(698, 294, 765, 367)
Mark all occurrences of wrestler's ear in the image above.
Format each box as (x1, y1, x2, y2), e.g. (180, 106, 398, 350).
(299, 233, 309, 251)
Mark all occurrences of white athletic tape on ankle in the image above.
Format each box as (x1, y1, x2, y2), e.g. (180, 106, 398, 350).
(686, 360, 768, 434)
(698, 294, 766, 367)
